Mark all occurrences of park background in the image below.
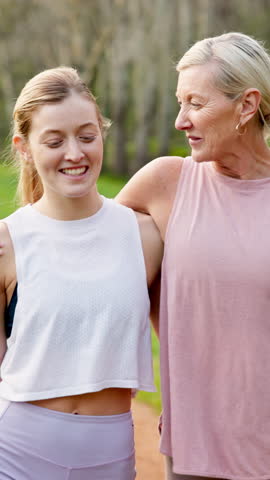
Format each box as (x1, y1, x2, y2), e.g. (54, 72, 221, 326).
(1, 0, 270, 413)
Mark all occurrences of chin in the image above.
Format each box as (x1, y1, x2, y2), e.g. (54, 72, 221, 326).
(192, 155, 207, 163)
(192, 151, 213, 163)
(63, 190, 91, 199)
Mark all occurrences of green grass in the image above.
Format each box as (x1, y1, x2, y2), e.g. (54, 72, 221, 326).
(136, 330, 161, 411)
(0, 164, 19, 218)
(0, 163, 162, 412)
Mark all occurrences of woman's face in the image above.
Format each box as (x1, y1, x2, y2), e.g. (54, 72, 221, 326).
(24, 92, 103, 202)
(175, 64, 240, 164)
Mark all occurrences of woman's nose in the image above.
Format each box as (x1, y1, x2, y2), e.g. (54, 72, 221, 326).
(175, 109, 192, 131)
(64, 139, 84, 162)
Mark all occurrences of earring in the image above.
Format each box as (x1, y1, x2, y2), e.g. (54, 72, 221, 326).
(236, 122, 247, 136)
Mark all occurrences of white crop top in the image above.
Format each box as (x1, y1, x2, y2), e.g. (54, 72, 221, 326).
(0, 197, 155, 401)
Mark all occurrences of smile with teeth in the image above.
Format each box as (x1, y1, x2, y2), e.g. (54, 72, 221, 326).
(60, 166, 88, 176)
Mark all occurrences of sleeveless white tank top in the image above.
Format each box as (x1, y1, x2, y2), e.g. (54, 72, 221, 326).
(0, 197, 155, 401)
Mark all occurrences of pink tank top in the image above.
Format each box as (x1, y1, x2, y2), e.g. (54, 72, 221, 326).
(160, 156, 270, 479)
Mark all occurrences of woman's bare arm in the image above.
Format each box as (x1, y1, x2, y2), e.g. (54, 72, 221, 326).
(117, 157, 182, 334)
(0, 222, 17, 371)
(116, 156, 182, 240)
(135, 212, 163, 288)
(135, 212, 163, 335)
(0, 224, 9, 370)
(149, 272, 161, 337)
(0, 291, 7, 372)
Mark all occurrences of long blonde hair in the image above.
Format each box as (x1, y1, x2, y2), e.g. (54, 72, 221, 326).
(12, 66, 110, 205)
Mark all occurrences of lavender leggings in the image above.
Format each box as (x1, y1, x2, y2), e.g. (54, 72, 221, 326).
(0, 399, 136, 479)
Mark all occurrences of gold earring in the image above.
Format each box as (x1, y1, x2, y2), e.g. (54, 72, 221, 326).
(236, 122, 247, 136)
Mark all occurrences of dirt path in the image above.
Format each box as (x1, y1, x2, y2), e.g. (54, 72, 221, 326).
(132, 399, 165, 480)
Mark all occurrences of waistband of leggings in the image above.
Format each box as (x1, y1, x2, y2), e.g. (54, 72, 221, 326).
(1, 399, 132, 424)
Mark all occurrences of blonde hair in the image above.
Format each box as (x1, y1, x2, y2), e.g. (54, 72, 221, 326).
(12, 66, 111, 205)
(177, 32, 270, 138)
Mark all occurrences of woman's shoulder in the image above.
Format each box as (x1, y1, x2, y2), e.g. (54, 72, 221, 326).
(0, 221, 15, 255)
(0, 221, 14, 288)
(0, 207, 26, 226)
(146, 154, 183, 171)
(0, 221, 12, 242)
(116, 156, 186, 239)
(133, 155, 183, 190)
(150, 154, 184, 173)
(146, 155, 184, 194)
(116, 156, 184, 213)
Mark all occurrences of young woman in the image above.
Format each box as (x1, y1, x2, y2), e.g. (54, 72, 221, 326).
(0, 67, 163, 479)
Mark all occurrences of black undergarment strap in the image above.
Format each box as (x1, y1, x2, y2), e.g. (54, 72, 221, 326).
(4, 283, 18, 338)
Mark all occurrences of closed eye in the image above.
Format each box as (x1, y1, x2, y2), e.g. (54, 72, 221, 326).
(46, 140, 63, 148)
(79, 135, 96, 142)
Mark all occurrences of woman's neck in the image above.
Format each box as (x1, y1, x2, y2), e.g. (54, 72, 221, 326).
(33, 189, 103, 221)
(214, 133, 270, 180)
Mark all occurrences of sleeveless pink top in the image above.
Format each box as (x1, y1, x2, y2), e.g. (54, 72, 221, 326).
(160, 156, 270, 479)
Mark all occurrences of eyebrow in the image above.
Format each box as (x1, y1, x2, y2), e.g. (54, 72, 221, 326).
(41, 122, 99, 136)
(175, 91, 206, 101)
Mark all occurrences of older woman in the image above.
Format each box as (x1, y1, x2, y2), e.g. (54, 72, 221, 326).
(117, 32, 270, 480)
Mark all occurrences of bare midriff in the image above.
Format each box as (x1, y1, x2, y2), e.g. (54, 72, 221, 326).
(28, 388, 132, 415)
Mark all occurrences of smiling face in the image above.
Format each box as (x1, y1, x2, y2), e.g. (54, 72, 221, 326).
(20, 91, 103, 205)
(175, 64, 241, 164)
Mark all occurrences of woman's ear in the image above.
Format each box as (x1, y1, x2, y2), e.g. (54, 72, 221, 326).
(13, 135, 32, 162)
(239, 88, 261, 124)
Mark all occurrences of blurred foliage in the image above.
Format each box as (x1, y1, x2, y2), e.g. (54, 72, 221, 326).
(0, 0, 268, 177)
